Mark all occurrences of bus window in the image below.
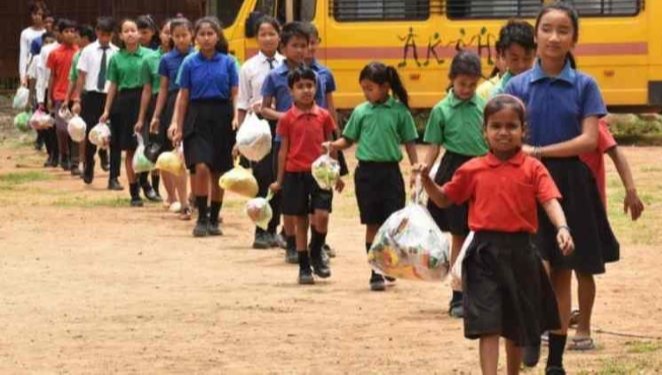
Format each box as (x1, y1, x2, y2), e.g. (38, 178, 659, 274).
(446, 0, 641, 19)
(219, 0, 244, 27)
(332, 0, 430, 22)
(275, 0, 317, 24)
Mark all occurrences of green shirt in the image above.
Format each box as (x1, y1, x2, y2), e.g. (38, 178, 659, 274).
(490, 70, 514, 98)
(476, 74, 500, 102)
(142, 48, 165, 94)
(68, 51, 81, 83)
(424, 91, 488, 157)
(343, 96, 418, 162)
(107, 46, 151, 91)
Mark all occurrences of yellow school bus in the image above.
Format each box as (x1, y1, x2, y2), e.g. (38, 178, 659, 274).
(216, 0, 661, 111)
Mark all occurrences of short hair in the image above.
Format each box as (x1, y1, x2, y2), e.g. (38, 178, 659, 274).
(41, 31, 55, 41)
(449, 50, 482, 79)
(302, 22, 320, 41)
(483, 94, 527, 130)
(78, 24, 96, 42)
(57, 18, 77, 32)
(28, 1, 48, 15)
(280, 21, 309, 47)
(254, 15, 281, 36)
(96, 16, 115, 33)
(287, 66, 316, 88)
(498, 20, 536, 54)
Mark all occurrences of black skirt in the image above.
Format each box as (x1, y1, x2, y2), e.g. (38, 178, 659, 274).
(109, 88, 141, 151)
(183, 99, 235, 174)
(354, 161, 405, 225)
(428, 150, 474, 236)
(463, 231, 560, 346)
(536, 157, 619, 275)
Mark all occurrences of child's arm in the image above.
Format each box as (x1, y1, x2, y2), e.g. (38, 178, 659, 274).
(326, 137, 353, 152)
(99, 82, 117, 124)
(135, 83, 152, 133)
(420, 166, 451, 208)
(150, 76, 169, 134)
(71, 70, 86, 115)
(260, 95, 284, 121)
(46, 68, 55, 112)
(528, 116, 599, 158)
(541, 199, 575, 255)
(326, 92, 338, 126)
(270, 136, 288, 193)
(424, 144, 441, 169)
(606, 146, 644, 220)
(171, 89, 189, 145)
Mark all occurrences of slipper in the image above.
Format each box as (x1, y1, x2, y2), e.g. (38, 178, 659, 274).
(568, 336, 595, 351)
(541, 331, 549, 346)
(569, 309, 581, 328)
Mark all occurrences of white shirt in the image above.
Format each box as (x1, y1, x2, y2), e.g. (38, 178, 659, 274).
(237, 51, 284, 111)
(77, 41, 119, 93)
(19, 26, 45, 79)
(36, 41, 59, 104)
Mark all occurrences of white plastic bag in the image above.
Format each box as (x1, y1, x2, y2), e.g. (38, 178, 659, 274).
(368, 178, 450, 281)
(450, 231, 474, 291)
(133, 133, 155, 173)
(67, 115, 87, 142)
(88, 123, 111, 149)
(236, 112, 272, 161)
(311, 151, 340, 191)
(12, 87, 29, 109)
(245, 191, 274, 230)
(29, 109, 54, 130)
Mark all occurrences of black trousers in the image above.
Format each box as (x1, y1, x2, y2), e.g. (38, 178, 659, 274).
(81, 92, 107, 172)
(252, 139, 281, 234)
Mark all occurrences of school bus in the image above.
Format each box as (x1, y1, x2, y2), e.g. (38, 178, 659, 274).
(216, 0, 661, 111)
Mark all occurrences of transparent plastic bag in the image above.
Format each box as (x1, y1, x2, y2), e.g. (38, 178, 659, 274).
(132, 133, 155, 173)
(245, 191, 274, 230)
(311, 151, 340, 191)
(368, 178, 450, 281)
(219, 160, 258, 198)
(67, 115, 87, 142)
(450, 231, 474, 291)
(58, 106, 74, 122)
(156, 150, 185, 176)
(88, 123, 111, 149)
(14, 111, 32, 132)
(236, 112, 272, 162)
(30, 109, 54, 130)
(12, 87, 29, 109)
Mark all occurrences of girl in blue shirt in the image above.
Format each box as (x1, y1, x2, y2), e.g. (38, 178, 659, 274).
(505, 3, 618, 373)
(172, 16, 238, 237)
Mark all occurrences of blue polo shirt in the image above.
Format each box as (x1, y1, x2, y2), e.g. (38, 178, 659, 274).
(31, 36, 43, 55)
(309, 59, 336, 108)
(177, 51, 238, 101)
(261, 61, 326, 112)
(505, 60, 606, 147)
(158, 47, 193, 92)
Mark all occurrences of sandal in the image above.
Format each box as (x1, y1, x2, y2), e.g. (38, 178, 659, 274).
(179, 207, 192, 221)
(568, 336, 596, 351)
(569, 309, 581, 328)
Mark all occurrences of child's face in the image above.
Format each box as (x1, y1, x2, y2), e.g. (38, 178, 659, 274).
(452, 74, 480, 101)
(504, 44, 535, 76)
(360, 79, 390, 104)
(160, 23, 171, 48)
(79, 36, 91, 48)
(43, 36, 56, 45)
(44, 17, 55, 31)
(97, 31, 112, 46)
(139, 27, 155, 47)
(31, 10, 44, 26)
(171, 25, 192, 52)
(257, 23, 279, 56)
(61, 27, 77, 45)
(282, 35, 308, 64)
(196, 24, 219, 52)
(305, 36, 320, 61)
(536, 9, 576, 62)
(290, 78, 316, 107)
(120, 21, 140, 48)
(485, 107, 524, 153)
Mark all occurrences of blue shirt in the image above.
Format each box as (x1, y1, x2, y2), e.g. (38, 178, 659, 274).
(309, 59, 336, 108)
(30, 36, 43, 55)
(505, 60, 606, 147)
(158, 47, 193, 92)
(261, 62, 326, 112)
(177, 51, 238, 101)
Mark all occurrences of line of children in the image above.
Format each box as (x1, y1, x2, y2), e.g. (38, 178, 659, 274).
(36, 19, 61, 167)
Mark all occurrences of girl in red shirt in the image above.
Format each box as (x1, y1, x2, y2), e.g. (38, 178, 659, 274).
(421, 95, 573, 375)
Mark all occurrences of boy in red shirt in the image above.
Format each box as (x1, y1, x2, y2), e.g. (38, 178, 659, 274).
(47, 18, 79, 173)
(270, 66, 338, 285)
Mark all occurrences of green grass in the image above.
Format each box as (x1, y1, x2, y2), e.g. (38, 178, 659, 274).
(52, 196, 132, 208)
(626, 340, 662, 354)
(0, 170, 52, 190)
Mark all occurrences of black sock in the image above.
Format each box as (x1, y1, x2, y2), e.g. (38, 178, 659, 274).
(365, 242, 372, 254)
(139, 172, 148, 187)
(129, 183, 140, 199)
(310, 228, 327, 259)
(196, 196, 208, 223)
(286, 235, 296, 251)
(298, 250, 310, 270)
(151, 174, 160, 195)
(209, 201, 222, 224)
(452, 290, 463, 303)
(547, 333, 567, 369)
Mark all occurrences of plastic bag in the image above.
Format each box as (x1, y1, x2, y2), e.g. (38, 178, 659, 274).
(29, 109, 54, 130)
(58, 106, 74, 122)
(133, 133, 155, 173)
(450, 231, 474, 291)
(156, 150, 185, 176)
(368, 178, 450, 281)
(311, 151, 340, 191)
(14, 111, 32, 132)
(12, 87, 29, 109)
(219, 160, 258, 198)
(236, 112, 272, 162)
(88, 123, 111, 149)
(67, 115, 87, 142)
(245, 191, 274, 230)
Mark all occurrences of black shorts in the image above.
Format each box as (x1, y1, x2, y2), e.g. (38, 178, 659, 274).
(281, 171, 332, 216)
(109, 88, 141, 151)
(428, 150, 475, 236)
(463, 231, 560, 346)
(183, 99, 235, 174)
(81, 92, 106, 137)
(354, 161, 405, 225)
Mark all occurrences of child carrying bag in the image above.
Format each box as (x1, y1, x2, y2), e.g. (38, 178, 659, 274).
(235, 112, 272, 162)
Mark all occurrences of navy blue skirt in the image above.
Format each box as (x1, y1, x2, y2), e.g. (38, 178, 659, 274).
(183, 99, 235, 174)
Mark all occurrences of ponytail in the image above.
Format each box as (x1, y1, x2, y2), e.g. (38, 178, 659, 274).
(386, 66, 409, 109)
(567, 52, 577, 69)
(359, 61, 410, 109)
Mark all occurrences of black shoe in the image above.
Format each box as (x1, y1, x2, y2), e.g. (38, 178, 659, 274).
(545, 366, 566, 375)
(49, 156, 59, 168)
(130, 197, 144, 207)
(311, 255, 331, 278)
(108, 179, 124, 191)
(142, 185, 161, 202)
(298, 267, 315, 285)
(61, 158, 71, 171)
(285, 247, 298, 264)
(370, 272, 386, 291)
(253, 232, 271, 249)
(323, 243, 336, 258)
(193, 221, 209, 237)
(268, 232, 287, 249)
(34, 140, 44, 151)
(99, 151, 110, 171)
(43, 156, 52, 168)
(449, 300, 464, 318)
(83, 162, 94, 184)
(208, 221, 223, 236)
(522, 344, 540, 367)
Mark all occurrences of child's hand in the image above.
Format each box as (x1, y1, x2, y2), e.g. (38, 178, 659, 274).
(99, 112, 109, 124)
(231, 116, 239, 130)
(232, 145, 240, 159)
(624, 188, 644, 221)
(71, 102, 81, 116)
(556, 226, 574, 256)
(149, 118, 160, 134)
(420, 164, 432, 183)
(522, 144, 535, 156)
(269, 181, 281, 193)
(322, 141, 333, 153)
(335, 178, 345, 193)
(169, 124, 182, 144)
(134, 120, 144, 133)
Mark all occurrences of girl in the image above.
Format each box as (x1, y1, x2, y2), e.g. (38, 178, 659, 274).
(20, 1, 48, 87)
(423, 51, 488, 317)
(236, 16, 284, 249)
(491, 20, 536, 97)
(99, 18, 153, 206)
(420, 94, 572, 375)
(137, 14, 160, 51)
(326, 62, 419, 292)
(171, 17, 238, 237)
(505, 3, 619, 373)
(149, 17, 195, 221)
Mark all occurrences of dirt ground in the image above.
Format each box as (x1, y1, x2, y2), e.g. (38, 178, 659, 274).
(1, 132, 661, 374)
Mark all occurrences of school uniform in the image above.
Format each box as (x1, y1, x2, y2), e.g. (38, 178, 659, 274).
(506, 60, 619, 275)
(476, 74, 501, 102)
(19, 26, 45, 81)
(140, 47, 165, 143)
(177, 51, 238, 173)
(490, 71, 514, 98)
(157, 47, 194, 151)
(47, 43, 79, 161)
(579, 119, 617, 207)
(443, 151, 561, 345)
(424, 91, 488, 236)
(342, 96, 418, 225)
(261, 62, 326, 116)
(278, 105, 335, 216)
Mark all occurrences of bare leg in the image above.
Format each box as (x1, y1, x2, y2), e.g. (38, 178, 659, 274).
(575, 271, 595, 338)
(125, 150, 136, 183)
(175, 173, 189, 208)
(479, 335, 499, 375)
(505, 340, 522, 375)
(450, 234, 466, 290)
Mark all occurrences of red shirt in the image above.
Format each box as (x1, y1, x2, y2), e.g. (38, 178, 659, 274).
(47, 43, 79, 101)
(442, 151, 562, 233)
(277, 105, 336, 172)
(579, 119, 617, 207)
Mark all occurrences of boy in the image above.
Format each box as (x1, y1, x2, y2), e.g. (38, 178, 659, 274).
(37, 20, 60, 167)
(269, 66, 336, 285)
(261, 21, 326, 264)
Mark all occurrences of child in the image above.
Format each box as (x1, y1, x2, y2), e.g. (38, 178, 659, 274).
(99, 18, 153, 205)
(423, 51, 488, 317)
(46, 18, 79, 173)
(20, 1, 47, 87)
(150, 17, 194, 220)
(171, 16, 238, 237)
(420, 94, 573, 375)
(505, 3, 620, 373)
(236, 16, 285, 249)
(137, 14, 161, 51)
(261, 21, 326, 263)
(269, 66, 337, 284)
(73, 17, 117, 184)
(326, 62, 419, 292)
(31, 31, 57, 167)
(490, 20, 536, 98)
(476, 47, 505, 101)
